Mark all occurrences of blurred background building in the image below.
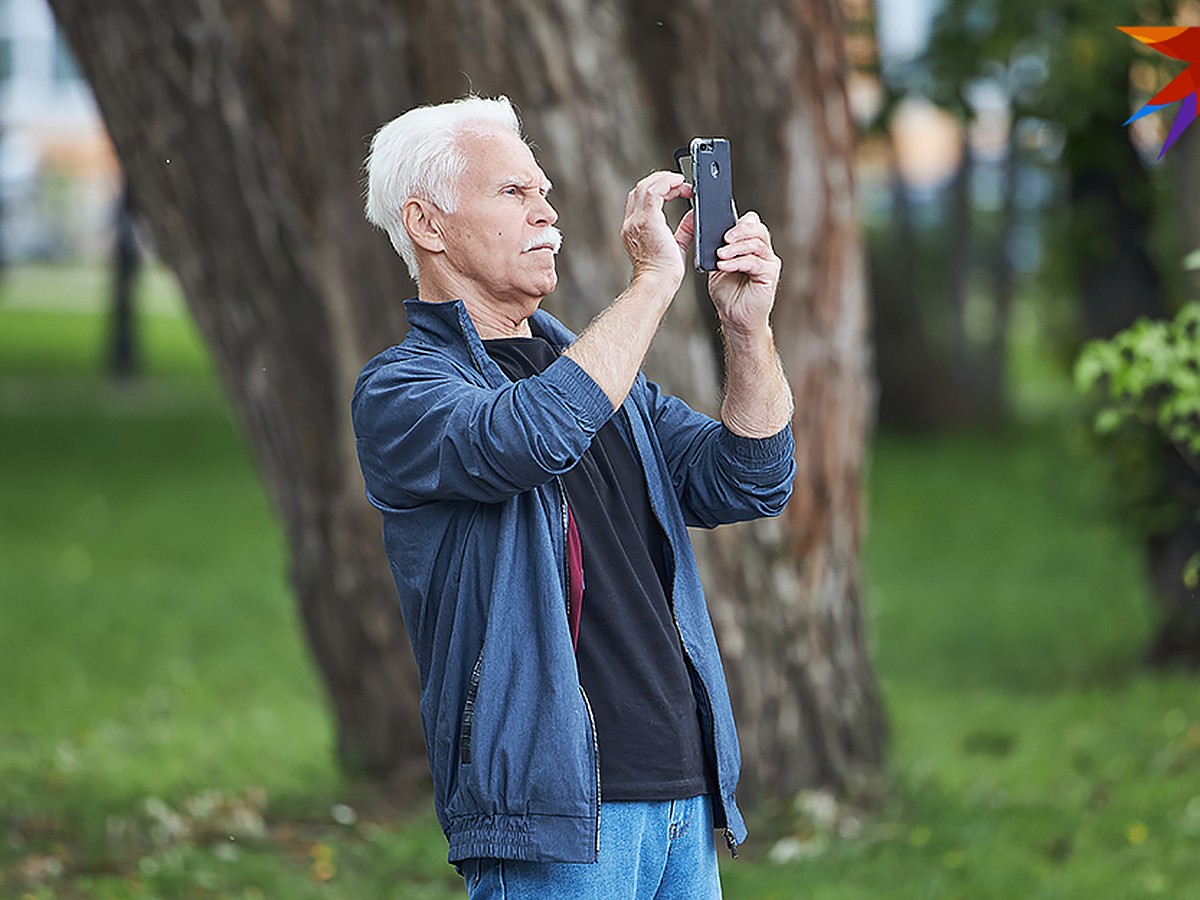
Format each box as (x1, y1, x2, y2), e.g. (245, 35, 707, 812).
(0, 0, 117, 262)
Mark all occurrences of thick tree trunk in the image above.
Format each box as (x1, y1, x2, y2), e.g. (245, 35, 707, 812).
(49, 0, 427, 780)
(400, 0, 884, 801)
(622, 0, 885, 800)
(52, 0, 885, 801)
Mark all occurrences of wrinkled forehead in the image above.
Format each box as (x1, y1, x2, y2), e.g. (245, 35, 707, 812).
(456, 124, 549, 188)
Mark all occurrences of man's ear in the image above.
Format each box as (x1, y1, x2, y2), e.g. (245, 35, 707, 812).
(402, 198, 446, 254)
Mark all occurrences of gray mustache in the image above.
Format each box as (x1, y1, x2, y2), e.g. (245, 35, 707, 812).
(523, 227, 563, 253)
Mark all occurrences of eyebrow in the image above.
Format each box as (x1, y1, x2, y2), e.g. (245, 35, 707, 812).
(499, 176, 553, 193)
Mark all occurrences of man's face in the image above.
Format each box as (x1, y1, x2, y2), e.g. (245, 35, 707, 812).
(437, 125, 560, 310)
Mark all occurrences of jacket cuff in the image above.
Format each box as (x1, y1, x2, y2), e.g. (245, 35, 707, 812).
(718, 422, 795, 467)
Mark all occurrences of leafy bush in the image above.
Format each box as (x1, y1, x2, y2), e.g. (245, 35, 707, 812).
(1075, 291, 1200, 587)
(1075, 303, 1200, 458)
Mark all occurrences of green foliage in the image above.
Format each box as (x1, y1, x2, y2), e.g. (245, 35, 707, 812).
(1075, 303, 1200, 459)
(920, 0, 1174, 128)
(1074, 301, 1200, 549)
(1075, 296, 1200, 589)
(915, 0, 1190, 362)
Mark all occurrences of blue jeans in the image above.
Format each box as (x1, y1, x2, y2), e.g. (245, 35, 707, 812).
(459, 794, 722, 899)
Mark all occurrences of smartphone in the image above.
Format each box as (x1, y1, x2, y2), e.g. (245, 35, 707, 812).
(674, 137, 737, 271)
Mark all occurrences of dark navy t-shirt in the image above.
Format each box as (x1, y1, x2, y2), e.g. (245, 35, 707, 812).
(483, 333, 714, 801)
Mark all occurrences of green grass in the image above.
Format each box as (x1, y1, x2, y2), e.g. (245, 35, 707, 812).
(719, 425, 1200, 899)
(2, 264, 1198, 897)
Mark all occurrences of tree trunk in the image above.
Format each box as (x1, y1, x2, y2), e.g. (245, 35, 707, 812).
(1145, 112, 1200, 667)
(52, 0, 885, 802)
(624, 0, 886, 801)
(49, 0, 427, 781)
(1172, 117, 1200, 262)
(869, 131, 945, 430)
(1067, 44, 1200, 665)
(396, 0, 884, 802)
(947, 127, 973, 370)
(109, 180, 140, 380)
(984, 111, 1021, 413)
(1063, 47, 1166, 340)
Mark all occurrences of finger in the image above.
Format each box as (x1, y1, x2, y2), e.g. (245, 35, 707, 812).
(723, 222, 770, 248)
(629, 171, 688, 212)
(715, 252, 780, 281)
(633, 170, 686, 198)
(625, 171, 676, 217)
(716, 237, 772, 260)
(723, 211, 771, 247)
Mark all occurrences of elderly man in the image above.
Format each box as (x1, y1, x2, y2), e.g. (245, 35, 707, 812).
(352, 95, 795, 899)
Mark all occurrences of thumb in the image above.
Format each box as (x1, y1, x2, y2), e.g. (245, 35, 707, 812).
(674, 208, 695, 255)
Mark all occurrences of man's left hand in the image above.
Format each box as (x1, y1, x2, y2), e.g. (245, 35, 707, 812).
(708, 211, 781, 336)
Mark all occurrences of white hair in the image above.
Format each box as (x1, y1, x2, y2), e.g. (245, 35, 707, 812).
(364, 95, 524, 282)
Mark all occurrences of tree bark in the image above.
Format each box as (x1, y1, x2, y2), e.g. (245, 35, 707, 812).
(397, 0, 885, 801)
(51, 0, 885, 802)
(49, 0, 427, 780)
(624, 0, 886, 801)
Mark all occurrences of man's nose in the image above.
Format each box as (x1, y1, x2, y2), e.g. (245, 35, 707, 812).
(531, 195, 558, 227)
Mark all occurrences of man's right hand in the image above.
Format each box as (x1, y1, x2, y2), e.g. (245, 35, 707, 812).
(562, 171, 694, 410)
(620, 171, 694, 292)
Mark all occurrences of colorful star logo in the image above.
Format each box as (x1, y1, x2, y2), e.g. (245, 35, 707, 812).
(1119, 26, 1200, 159)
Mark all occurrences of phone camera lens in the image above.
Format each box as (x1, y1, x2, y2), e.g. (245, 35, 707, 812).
(710, 161, 720, 178)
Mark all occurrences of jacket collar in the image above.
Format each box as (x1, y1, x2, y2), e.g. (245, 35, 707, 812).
(403, 297, 579, 386)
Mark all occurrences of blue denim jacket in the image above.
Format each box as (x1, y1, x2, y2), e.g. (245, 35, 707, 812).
(351, 297, 795, 864)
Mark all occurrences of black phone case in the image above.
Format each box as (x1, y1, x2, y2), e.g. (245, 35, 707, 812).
(692, 138, 736, 271)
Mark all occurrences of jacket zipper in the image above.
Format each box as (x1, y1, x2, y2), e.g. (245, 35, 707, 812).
(558, 475, 572, 628)
(579, 684, 602, 861)
(456, 314, 602, 860)
(459, 642, 486, 765)
(640, 450, 738, 858)
(456, 312, 487, 770)
(557, 474, 602, 861)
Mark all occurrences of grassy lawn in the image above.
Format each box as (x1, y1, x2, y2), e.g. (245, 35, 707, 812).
(1, 264, 1198, 898)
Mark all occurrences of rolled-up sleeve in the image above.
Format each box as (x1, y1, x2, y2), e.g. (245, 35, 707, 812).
(353, 353, 615, 508)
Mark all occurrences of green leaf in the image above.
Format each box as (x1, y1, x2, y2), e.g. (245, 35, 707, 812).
(1184, 552, 1200, 591)
(1074, 343, 1119, 391)
(1093, 408, 1124, 436)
